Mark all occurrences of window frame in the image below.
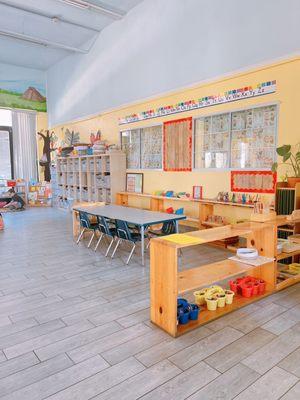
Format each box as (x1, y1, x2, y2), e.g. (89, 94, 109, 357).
(120, 122, 163, 171)
(0, 125, 14, 179)
(193, 101, 279, 171)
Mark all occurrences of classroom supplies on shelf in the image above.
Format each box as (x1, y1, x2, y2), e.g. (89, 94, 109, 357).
(229, 276, 266, 297)
(177, 298, 200, 325)
(236, 248, 258, 260)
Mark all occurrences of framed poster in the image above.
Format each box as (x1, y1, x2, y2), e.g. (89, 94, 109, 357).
(231, 171, 277, 193)
(163, 117, 192, 171)
(193, 186, 203, 199)
(126, 173, 144, 193)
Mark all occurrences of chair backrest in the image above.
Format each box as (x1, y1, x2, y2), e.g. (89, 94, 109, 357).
(79, 212, 91, 229)
(162, 220, 176, 235)
(98, 216, 114, 237)
(115, 219, 133, 241)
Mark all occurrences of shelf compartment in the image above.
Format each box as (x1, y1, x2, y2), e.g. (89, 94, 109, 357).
(276, 275, 300, 291)
(177, 291, 271, 336)
(277, 249, 300, 261)
(178, 259, 262, 294)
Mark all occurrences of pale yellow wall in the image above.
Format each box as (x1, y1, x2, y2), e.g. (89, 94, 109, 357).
(49, 57, 300, 221)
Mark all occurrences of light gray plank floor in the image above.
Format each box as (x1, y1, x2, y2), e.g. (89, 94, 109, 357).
(0, 208, 300, 399)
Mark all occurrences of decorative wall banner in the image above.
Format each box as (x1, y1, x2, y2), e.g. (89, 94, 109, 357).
(163, 117, 192, 172)
(231, 170, 277, 193)
(119, 80, 276, 125)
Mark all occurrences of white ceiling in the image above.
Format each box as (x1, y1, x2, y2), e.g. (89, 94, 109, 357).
(0, 0, 144, 70)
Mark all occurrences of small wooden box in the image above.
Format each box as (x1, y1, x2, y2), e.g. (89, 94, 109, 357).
(250, 211, 277, 222)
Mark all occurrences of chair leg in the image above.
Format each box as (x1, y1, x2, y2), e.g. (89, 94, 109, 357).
(126, 242, 136, 265)
(94, 233, 104, 252)
(105, 236, 115, 257)
(111, 238, 121, 258)
(87, 231, 96, 248)
(76, 228, 86, 244)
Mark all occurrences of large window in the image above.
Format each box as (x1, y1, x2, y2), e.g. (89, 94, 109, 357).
(121, 125, 162, 169)
(194, 104, 277, 169)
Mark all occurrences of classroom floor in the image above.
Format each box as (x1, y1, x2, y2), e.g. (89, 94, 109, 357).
(0, 208, 300, 399)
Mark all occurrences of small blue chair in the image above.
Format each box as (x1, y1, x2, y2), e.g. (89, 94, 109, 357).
(148, 220, 176, 236)
(94, 216, 116, 256)
(111, 219, 148, 264)
(76, 211, 99, 248)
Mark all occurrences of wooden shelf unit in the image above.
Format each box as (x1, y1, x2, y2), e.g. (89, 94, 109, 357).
(150, 220, 280, 337)
(0, 179, 28, 205)
(56, 151, 126, 205)
(116, 191, 255, 228)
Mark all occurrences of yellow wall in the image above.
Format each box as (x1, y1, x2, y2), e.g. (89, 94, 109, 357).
(49, 57, 300, 221)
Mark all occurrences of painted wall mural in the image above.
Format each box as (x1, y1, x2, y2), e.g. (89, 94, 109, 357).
(0, 79, 47, 112)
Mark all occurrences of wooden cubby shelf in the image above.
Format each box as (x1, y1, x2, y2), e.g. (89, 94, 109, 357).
(56, 151, 126, 206)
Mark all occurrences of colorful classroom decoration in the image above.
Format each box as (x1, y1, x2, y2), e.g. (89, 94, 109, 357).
(163, 117, 192, 171)
(231, 170, 277, 193)
(119, 81, 276, 125)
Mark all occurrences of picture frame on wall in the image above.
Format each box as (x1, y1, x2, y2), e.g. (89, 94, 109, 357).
(193, 185, 203, 199)
(126, 173, 144, 193)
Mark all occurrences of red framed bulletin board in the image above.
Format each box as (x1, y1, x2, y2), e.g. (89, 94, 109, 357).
(163, 117, 192, 171)
(231, 171, 277, 193)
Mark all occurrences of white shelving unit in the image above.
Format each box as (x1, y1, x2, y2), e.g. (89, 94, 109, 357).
(56, 151, 126, 206)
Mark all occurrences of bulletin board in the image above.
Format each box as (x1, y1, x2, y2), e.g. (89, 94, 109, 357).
(163, 117, 192, 171)
(231, 171, 277, 193)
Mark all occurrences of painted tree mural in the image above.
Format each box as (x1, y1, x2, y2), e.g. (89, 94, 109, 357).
(38, 130, 56, 182)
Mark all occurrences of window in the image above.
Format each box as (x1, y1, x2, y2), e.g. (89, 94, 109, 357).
(121, 125, 162, 169)
(194, 104, 277, 169)
(0, 109, 13, 179)
(194, 113, 230, 168)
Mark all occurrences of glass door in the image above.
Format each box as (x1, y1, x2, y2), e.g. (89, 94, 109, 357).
(0, 126, 13, 179)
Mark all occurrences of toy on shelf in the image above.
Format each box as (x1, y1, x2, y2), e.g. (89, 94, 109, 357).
(250, 199, 276, 222)
(236, 248, 259, 260)
(166, 207, 174, 214)
(229, 276, 266, 297)
(28, 182, 52, 207)
(177, 298, 199, 325)
(204, 215, 227, 227)
(165, 191, 174, 198)
(194, 285, 235, 311)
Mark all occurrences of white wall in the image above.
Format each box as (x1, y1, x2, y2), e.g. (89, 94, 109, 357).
(47, 0, 300, 127)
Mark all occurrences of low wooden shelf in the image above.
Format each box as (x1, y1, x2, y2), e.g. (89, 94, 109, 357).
(116, 192, 256, 229)
(150, 217, 291, 337)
